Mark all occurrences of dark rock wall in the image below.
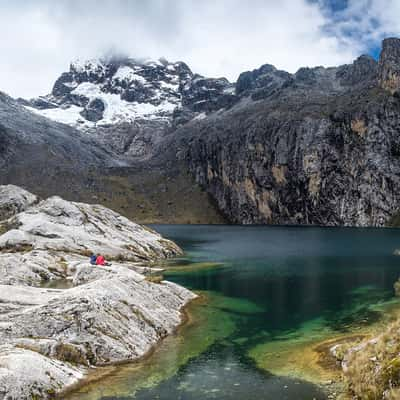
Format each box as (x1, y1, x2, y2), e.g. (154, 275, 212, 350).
(182, 68, 400, 226)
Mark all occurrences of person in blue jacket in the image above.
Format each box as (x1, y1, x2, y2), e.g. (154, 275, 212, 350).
(89, 253, 97, 265)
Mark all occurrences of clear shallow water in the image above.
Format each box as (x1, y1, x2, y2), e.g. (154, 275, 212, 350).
(68, 225, 400, 400)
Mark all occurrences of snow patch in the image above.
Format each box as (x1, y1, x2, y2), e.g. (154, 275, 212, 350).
(193, 112, 207, 120)
(113, 66, 147, 84)
(144, 58, 164, 67)
(63, 82, 79, 89)
(160, 81, 179, 92)
(26, 105, 87, 126)
(223, 86, 235, 94)
(26, 80, 178, 129)
(71, 58, 105, 75)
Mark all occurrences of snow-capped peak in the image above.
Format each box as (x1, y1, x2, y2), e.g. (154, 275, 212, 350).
(24, 56, 235, 131)
(70, 58, 106, 75)
(112, 66, 147, 84)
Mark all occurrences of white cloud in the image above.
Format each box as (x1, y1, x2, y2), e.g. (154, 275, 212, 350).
(319, 0, 400, 52)
(0, 0, 396, 98)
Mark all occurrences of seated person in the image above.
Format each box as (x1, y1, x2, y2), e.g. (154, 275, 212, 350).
(96, 254, 111, 266)
(89, 253, 97, 265)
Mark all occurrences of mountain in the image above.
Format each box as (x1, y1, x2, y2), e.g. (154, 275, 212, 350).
(0, 85, 224, 224)
(0, 89, 120, 197)
(175, 40, 400, 226)
(23, 57, 235, 160)
(10, 37, 400, 226)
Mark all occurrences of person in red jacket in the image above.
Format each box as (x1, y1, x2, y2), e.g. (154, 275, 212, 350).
(96, 254, 106, 266)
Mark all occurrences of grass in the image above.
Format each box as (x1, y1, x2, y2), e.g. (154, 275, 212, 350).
(343, 321, 400, 399)
(145, 275, 163, 284)
(18, 163, 226, 225)
(341, 279, 400, 399)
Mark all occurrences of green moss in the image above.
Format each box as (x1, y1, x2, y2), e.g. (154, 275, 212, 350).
(46, 387, 57, 398)
(394, 280, 400, 297)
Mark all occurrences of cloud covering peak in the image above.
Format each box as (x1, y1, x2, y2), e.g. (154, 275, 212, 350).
(0, 0, 397, 98)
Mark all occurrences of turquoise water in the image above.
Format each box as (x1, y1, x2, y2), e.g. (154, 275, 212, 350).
(69, 225, 400, 400)
(160, 226, 400, 334)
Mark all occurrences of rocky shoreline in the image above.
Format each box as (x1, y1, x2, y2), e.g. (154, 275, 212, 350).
(0, 185, 196, 400)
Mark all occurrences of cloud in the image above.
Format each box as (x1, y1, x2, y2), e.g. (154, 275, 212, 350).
(319, 0, 400, 53)
(0, 0, 396, 98)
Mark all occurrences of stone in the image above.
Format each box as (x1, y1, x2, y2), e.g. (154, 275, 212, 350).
(0, 345, 86, 400)
(0, 195, 181, 260)
(0, 186, 196, 399)
(0, 184, 38, 220)
(80, 98, 105, 122)
(174, 38, 400, 226)
(236, 63, 291, 97)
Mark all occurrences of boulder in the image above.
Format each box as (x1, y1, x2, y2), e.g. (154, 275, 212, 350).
(0, 185, 38, 221)
(0, 345, 85, 400)
(80, 98, 105, 122)
(0, 195, 181, 260)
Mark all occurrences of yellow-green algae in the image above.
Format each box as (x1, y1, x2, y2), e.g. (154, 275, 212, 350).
(247, 295, 400, 387)
(163, 261, 226, 274)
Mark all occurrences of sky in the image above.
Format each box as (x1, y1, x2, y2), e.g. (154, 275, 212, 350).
(1, 0, 400, 98)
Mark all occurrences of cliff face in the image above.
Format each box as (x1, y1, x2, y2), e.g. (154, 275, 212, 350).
(177, 39, 400, 226)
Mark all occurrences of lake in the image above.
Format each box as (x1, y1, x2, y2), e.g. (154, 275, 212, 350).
(67, 225, 400, 399)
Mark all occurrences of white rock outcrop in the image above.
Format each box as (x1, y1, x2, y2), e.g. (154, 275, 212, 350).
(0, 186, 196, 400)
(0, 194, 180, 259)
(0, 345, 86, 400)
(0, 184, 38, 220)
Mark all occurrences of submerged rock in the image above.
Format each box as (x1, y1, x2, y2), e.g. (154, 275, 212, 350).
(0, 185, 196, 399)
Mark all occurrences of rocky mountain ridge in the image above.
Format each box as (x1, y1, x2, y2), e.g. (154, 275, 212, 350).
(22, 57, 235, 159)
(6, 37, 400, 226)
(173, 38, 400, 226)
(23, 47, 384, 162)
(25, 52, 381, 132)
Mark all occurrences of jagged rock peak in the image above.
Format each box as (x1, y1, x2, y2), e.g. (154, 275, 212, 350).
(336, 54, 378, 86)
(379, 37, 400, 93)
(25, 55, 234, 130)
(236, 63, 291, 97)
